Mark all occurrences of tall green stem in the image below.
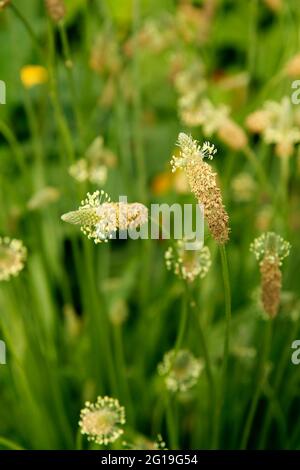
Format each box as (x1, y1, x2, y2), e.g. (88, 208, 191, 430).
(113, 324, 134, 424)
(243, 146, 272, 195)
(259, 320, 296, 448)
(132, 0, 147, 203)
(191, 298, 216, 448)
(212, 244, 231, 448)
(164, 284, 189, 450)
(0, 120, 28, 177)
(58, 22, 84, 143)
(165, 394, 179, 450)
(47, 20, 75, 165)
(240, 320, 272, 449)
(9, 3, 43, 56)
(174, 285, 189, 354)
(0, 436, 25, 451)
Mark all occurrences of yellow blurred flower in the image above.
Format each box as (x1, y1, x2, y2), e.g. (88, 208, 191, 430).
(151, 171, 173, 195)
(20, 65, 48, 89)
(151, 170, 191, 196)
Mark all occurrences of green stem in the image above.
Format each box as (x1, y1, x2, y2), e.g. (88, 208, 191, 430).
(243, 146, 272, 195)
(280, 155, 290, 224)
(75, 429, 83, 450)
(240, 320, 272, 449)
(132, 0, 147, 203)
(220, 245, 231, 381)
(115, 92, 134, 197)
(84, 241, 118, 394)
(9, 3, 43, 55)
(259, 320, 297, 448)
(113, 325, 134, 424)
(23, 89, 45, 189)
(191, 299, 216, 448)
(164, 284, 189, 451)
(0, 120, 28, 176)
(247, 0, 258, 78)
(212, 244, 231, 449)
(47, 20, 75, 165)
(58, 22, 84, 143)
(0, 436, 25, 450)
(165, 394, 178, 450)
(174, 285, 189, 354)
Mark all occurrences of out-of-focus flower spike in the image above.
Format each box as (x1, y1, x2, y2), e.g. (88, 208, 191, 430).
(45, 0, 66, 22)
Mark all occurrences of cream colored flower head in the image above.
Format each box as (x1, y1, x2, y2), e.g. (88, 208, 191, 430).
(0, 237, 27, 281)
(69, 136, 116, 185)
(181, 99, 230, 134)
(158, 349, 204, 393)
(248, 97, 300, 158)
(79, 396, 125, 446)
(165, 239, 211, 283)
(171, 133, 217, 172)
(250, 232, 291, 265)
(178, 98, 247, 150)
(61, 191, 148, 244)
(171, 132, 229, 244)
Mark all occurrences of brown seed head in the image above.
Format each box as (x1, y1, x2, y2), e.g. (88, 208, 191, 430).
(172, 133, 229, 243)
(260, 256, 282, 318)
(185, 159, 229, 243)
(251, 232, 291, 318)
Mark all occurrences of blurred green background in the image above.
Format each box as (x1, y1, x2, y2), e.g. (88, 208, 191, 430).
(0, 0, 300, 450)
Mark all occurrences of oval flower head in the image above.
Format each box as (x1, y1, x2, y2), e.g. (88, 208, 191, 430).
(0, 237, 27, 281)
(158, 349, 204, 393)
(171, 133, 229, 244)
(179, 98, 247, 151)
(165, 239, 211, 283)
(61, 190, 148, 243)
(250, 232, 291, 318)
(69, 136, 116, 186)
(79, 396, 125, 446)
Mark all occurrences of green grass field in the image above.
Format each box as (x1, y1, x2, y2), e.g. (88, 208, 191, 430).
(0, 0, 300, 450)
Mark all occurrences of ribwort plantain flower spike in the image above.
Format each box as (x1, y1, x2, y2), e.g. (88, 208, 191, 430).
(165, 239, 211, 283)
(171, 133, 229, 244)
(251, 232, 291, 318)
(61, 190, 148, 244)
(158, 349, 204, 393)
